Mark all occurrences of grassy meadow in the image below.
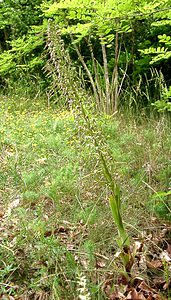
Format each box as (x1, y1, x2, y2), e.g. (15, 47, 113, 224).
(0, 96, 170, 299)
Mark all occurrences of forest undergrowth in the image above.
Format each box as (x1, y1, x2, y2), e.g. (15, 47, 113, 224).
(0, 96, 170, 299)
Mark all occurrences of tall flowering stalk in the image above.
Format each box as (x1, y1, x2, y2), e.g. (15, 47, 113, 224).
(45, 23, 131, 272)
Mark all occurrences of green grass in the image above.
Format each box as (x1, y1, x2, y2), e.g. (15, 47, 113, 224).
(0, 96, 170, 299)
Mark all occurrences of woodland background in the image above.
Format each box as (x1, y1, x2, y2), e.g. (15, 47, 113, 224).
(0, 0, 171, 113)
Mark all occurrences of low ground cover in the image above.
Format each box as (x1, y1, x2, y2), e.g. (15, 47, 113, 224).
(0, 96, 170, 299)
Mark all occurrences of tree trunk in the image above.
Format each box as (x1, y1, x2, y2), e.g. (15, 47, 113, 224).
(71, 36, 100, 107)
(88, 40, 102, 111)
(111, 29, 119, 113)
(101, 42, 110, 114)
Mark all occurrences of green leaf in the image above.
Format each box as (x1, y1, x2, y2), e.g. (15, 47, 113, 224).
(151, 191, 171, 199)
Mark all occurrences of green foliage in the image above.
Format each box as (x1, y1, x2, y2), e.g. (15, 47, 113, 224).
(43, 0, 171, 111)
(147, 191, 171, 221)
(0, 0, 171, 111)
(152, 81, 171, 112)
(0, 0, 43, 38)
(139, 2, 171, 67)
(0, 25, 46, 77)
(140, 42, 171, 65)
(152, 99, 171, 112)
(45, 0, 135, 37)
(0, 0, 46, 87)
(0, 51, 16, 75)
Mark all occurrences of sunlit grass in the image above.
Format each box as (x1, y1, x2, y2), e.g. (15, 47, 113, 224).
(0, 96, 170, 298)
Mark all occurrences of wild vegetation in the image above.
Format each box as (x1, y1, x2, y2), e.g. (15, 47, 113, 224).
(0, 0, 171, 299)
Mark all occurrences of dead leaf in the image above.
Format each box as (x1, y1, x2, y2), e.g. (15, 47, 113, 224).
(146, 295, 153, 300)
(58, 225, 68, 232)
(138, 281, 156, 293)
(7, 198, 20, 216)
(96, 259, 106, 268)
(126, 288, 146, 300)
(109, 290, 125, 300)
(117, 273, 129, 285)
(133, 241, 143, 253)
(67, 244, 74, 250)
(166, 244, 171, 257)
(131, 276, 144, 288)
(152, 294, 165, 300)
(103, 279, 114, 297)
(0, 210, 4, 218)
(1, 295, 15, 300)
(152, 277, 166, 289)
(160, 250, 171, 262)
(146, 259, 163, 269)
(36, 158, 47, 165)
(126, 288, 138, 299)
(163, 280, 171, 290)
